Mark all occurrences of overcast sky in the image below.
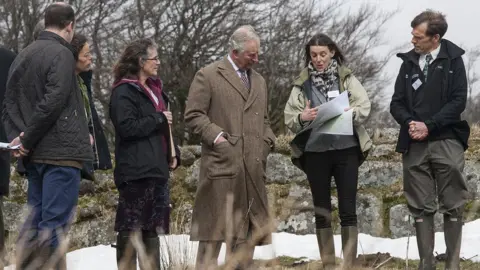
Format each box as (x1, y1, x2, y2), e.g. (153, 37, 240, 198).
(342, 0, 479, 102)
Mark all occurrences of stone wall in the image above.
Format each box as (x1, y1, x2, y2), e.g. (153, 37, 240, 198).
(4, 128, 480, 252)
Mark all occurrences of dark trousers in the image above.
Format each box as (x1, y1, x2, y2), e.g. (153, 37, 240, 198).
(304, 147, 360, 229)
(19, 163, 80, 250)
(0, 196, 4, 267)
(402, 139, 468, 217)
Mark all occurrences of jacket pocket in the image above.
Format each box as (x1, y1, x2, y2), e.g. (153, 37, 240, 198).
(57, 109, 80, 133)
(207, 134, 240, 180)
(56, 108, 84, 149)
(355, 125, 372, 154)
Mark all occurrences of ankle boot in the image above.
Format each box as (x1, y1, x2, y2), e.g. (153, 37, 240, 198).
(444, 214, 463, 270)
(341, 226, 358, 269)
(316, 228, 336, 269)
(116, 232, 137, 270)
(414, 215, 436, 270)
(141, 232, 160, 270)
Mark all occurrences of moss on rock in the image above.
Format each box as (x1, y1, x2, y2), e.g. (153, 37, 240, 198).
(273, 135, 294, 155)
(170, 166, 194, 205)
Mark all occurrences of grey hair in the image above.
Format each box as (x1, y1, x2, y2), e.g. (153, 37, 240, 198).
(33, 19, 45, 40)
(228, 25, 260, 52)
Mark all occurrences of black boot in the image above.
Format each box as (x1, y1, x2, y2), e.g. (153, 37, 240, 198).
(341, 226, 358, 269)
(316, 228, 336, 269)
(414, 215, 436, 270)
(444, 214, 463, 270)
(141, 231, 160, 270)
(116, 231, 137, 270)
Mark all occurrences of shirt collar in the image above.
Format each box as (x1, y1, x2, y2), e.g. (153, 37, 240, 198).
(227, 54, 241, 72)
(426, 43, 441, 60)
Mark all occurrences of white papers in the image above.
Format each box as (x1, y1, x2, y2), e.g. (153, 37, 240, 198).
(310, 91, 348, 127)
(316, 109, 354, 135)
(0, 142, 20, 150)
(308, 91, 353, 135)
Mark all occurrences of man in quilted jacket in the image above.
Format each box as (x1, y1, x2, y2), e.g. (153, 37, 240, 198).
(2, 2, 92, 269)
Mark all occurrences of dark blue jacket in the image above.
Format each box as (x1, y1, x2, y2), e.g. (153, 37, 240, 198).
(390, 39, 470, 153)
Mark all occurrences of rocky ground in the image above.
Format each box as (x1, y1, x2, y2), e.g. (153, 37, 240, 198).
(3, 126, 480, 266)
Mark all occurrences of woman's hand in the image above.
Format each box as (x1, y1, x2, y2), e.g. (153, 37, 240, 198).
(169, 157, 178, 170)
(300, 100, 318, 122)
(163, 111, 172, 125)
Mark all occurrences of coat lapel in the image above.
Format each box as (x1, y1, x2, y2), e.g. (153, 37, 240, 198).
(218, 57, 249, 101)
(244, 70, 260, 111)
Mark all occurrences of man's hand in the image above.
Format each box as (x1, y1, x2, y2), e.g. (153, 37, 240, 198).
(169, 157, 178, 170)
(300, 100, 318, 122)
(163, 111, 172, 125)
(215, 136, 227, 144)
(409, 121, 428, 141)
(10, 132, 29, 158)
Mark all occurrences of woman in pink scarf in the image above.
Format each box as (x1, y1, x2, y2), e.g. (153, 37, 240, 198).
(109, 38, 180, 270)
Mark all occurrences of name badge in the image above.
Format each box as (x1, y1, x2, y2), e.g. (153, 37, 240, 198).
(327, 90, 340, 99)
(412, 79, 422, 91)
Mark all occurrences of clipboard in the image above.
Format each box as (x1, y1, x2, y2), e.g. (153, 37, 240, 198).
(167, 103, 176, 159)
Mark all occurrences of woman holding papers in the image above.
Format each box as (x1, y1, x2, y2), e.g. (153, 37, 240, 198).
(109, 38, 180, 269)
(284, 33, 372, 269)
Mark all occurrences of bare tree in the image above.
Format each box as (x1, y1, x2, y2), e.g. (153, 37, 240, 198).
(0, 0, 411, 144)
(0, 0, 48, 51)
(255, 1, 400, 133)
(462, 46, 480, 123)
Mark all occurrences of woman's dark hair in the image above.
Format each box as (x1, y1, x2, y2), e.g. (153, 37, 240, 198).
(304, 33, 345, 67)
(70, 33, 88, 61)
(113, 38, 157, 82)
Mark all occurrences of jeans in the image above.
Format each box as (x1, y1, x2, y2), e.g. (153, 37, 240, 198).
(18, 162, 80, 250)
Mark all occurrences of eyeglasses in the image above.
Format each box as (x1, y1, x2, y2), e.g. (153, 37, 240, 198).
(144, 56, 160, 62)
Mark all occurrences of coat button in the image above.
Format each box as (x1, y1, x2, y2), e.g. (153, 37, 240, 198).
(256, 158, 260, 162)
(256, 135, 259, 138)
(255, 112, 259, 115)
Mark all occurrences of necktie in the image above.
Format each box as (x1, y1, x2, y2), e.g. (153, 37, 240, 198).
(239, 70, 250, 90)
(423, 53, 433, 82)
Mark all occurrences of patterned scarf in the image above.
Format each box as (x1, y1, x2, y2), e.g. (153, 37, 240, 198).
(308, 59, 339, 96)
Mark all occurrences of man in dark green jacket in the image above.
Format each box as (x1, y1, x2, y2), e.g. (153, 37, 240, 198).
(2, 3, 92, 269)
(390, 10, 469, 270)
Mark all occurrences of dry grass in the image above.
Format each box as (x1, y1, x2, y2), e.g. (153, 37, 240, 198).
(6, 189, 479, 270)
(4, 197, 480, 270)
